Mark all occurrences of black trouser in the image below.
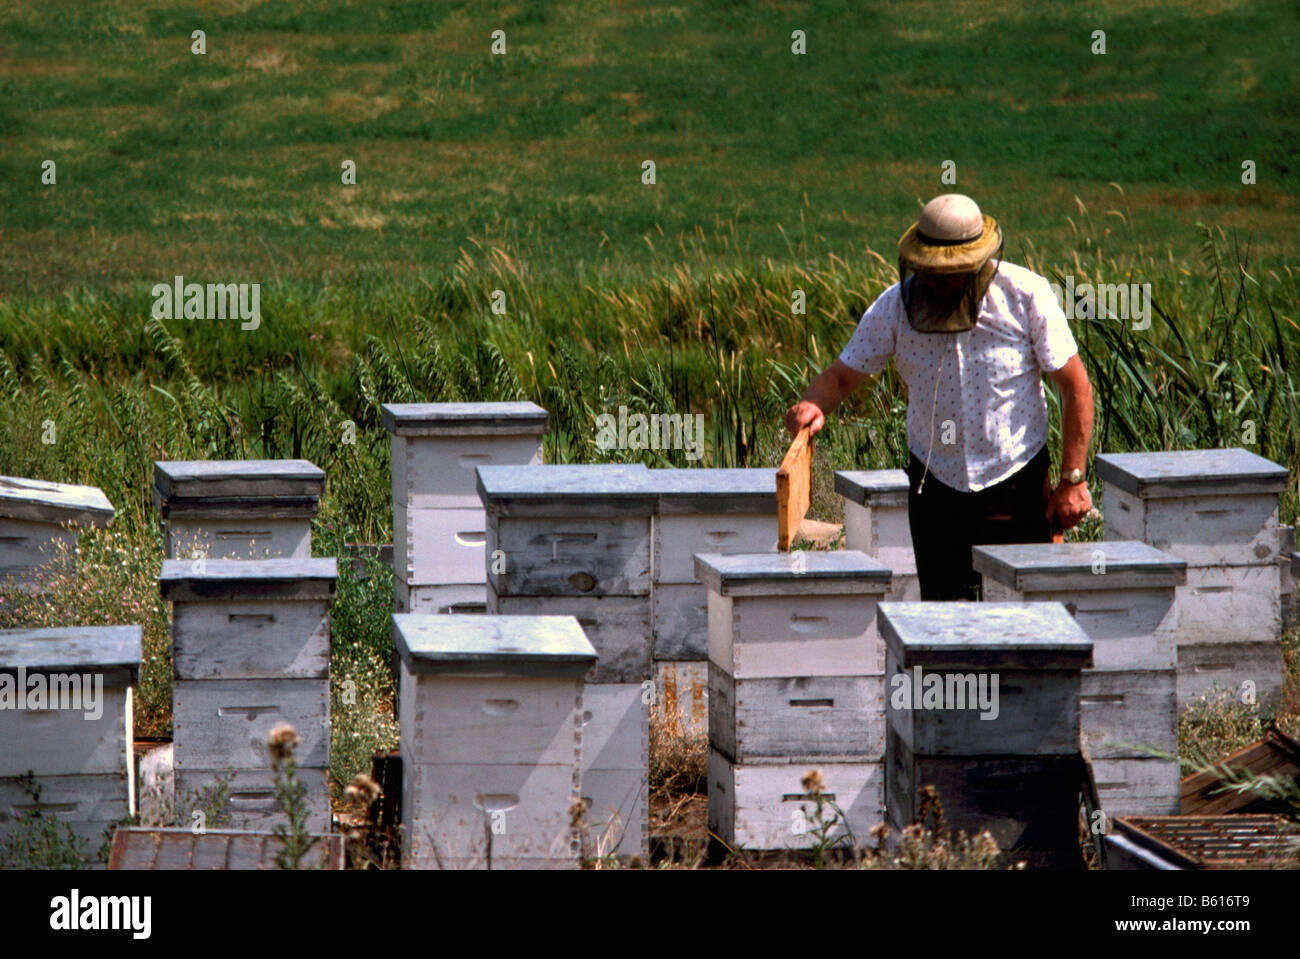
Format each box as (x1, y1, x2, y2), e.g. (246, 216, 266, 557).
(906, 445, 1053, 601)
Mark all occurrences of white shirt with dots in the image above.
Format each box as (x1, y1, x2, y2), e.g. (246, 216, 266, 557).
(837, 260, 1078, 493)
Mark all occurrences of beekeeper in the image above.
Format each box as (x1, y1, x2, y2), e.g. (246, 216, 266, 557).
(785, 194, 1094, 600)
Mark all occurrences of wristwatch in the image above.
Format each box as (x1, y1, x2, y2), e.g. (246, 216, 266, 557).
(1063, 468, 1086, 485)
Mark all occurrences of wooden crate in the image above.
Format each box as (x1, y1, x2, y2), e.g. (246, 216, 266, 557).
(172, 678, 330, 770)
(395, 580, 486, 614)
(1080, 668, 1177, 759)
(648, 467, 777, 583)
(836, 470, 916, 575)
(174, 766, 332, 833)
(1095, 448, 1288, 567)
(580, 682, 649, 772)
(880, 602, 1092, 757)
(109, 827, 345, 870)
(0, 520, 79, 583)
(1090, 758, 1181, 816)
(885, 731, 1084, 867)
(381, 402, 547, 510)
(172, 599, 331, 681)
(394, 503, 487, 586)
(401, 754, 582, 868)
(1179, 726, 1300, 815)
(707, 750, 885, 851)
(709, 663, 885, 762)
(973, 541, 1183, 670)
(651, 582, 709, 661)
(486, 514, 651, 598)
(0, 626, 140, 782)
(158, 557, 339, 604)
(1175, 562, 1281, 646)
(1176, 640, 1284, 709)
(486, 586, 652, 684)
(1105, 814, 1296, 870)
(698, 551, 892, 679)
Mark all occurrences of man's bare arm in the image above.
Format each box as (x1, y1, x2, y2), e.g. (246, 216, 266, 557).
(784, 359, 871, 437)
(1045, 354, 1095, 529)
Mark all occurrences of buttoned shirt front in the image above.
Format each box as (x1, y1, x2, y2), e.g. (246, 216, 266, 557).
(837, 260, 1078, 492)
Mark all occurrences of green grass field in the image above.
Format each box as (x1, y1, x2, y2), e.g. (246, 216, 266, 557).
(0, 0, 1297, 863)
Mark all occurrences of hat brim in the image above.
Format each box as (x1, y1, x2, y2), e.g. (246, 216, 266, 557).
(898, 215, 1001, 273)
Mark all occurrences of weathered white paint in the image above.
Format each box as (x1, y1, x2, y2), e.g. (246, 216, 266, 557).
(171, 600, 331, 680)
(579, 767, 648, 859)
(707, 750, 885, 850)
(651, 582, 708, 661)
(1103, 484, 1284, 567)
(1176, 640, 1284, 710)
(1175, 563, 1281, 646)
(652, 513, 777, 584)
(391, 433, 544, 510)
(174, 766, 331, 833)
(709, 591, 884, 678)
(1079, 668, 1177, 759)
(399, 668, 583, 766)
(395, 580, 487, 614)
(486, 514, 651, 598)
(710, 666, 885, 762)
(172, 679, 330, 770)
(581, 682, 649, 772)
(165, 518, 312, 561)
(394, 504, 487, 585)
(0, 772, 128, 851)
(1090, 757, 1182, 817)
(3, 688, 130, 776)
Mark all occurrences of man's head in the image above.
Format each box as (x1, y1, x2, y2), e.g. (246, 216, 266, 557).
(898, 194, 1003, 333)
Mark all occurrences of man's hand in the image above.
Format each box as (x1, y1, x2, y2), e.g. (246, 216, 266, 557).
(784, 359, 869, 438)
(785, 401, 825, 438)
(1045, 480, 1092, 531)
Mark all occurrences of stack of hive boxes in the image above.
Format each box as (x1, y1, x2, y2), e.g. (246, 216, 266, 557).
(698, 551, 892, 850)
(647, 469, 777, 736)
(160, 558, 336, 831)
(1095, 449, 1290, 708)
(382, 402, 547, 615)
(155, 459, 335, 832)
(0, 626, 142, 855)
(835, 470, 920, 601)
(973, 542, 1186, 815)
(479, 463, 655, 858)
(0, 475, 115, 589)
(880, 602, 1093, 868)
(153, 460, 324, 561)
(393, 614, 596, 869)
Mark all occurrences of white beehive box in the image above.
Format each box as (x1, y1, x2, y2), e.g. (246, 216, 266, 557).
(393, 614, 596, 870)
(382, 402, 547, 511)
(161, 559, 335, 832)
(153, 460, 324, 560)
(879, 602, 1093, 758)
(393, 504, 487, 586)
(1091, 758, 1182, 816)
(708, 751, 885, 851)
(1175, 641, 1284, 709)
(0, 626, 141, 847)
(1095, 448, 1289, 567)
(395, 581, 486, 614)
(654, 660, 708, 737)
(0, 476, 114, 588)
(696, 551, 892, 679)
(173, 766, 332, 834)
(972, 541, 1185, 670)
(579, 683, 650, 858)
(835, 470, 915, 575)
(646, 469, 777, 662)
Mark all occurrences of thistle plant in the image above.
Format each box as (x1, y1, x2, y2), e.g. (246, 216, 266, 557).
(799, 769, 855, 868)
(267, 723, 320, 870)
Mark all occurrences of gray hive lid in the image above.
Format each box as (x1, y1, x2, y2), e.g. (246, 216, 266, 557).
(0, 625, 142, 684)
(476, 463, 657, 516)
(973, 541, 1187, 592)
(393, 614, 597, 677)
(153, 460, 324, 516)
(834, 469, 910, 507)
(0, 476, 114, 527)
(380, 402, 548, 437)
(879, 602, 1093, 670)
(647, 469, 777, 515)
(1094, 448, 1288, 498)
(159, 557, 338, 601)
(694, 549, 892, 597)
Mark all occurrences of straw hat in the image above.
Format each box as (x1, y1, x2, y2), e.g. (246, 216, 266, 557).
(898, 194, 1002, 275)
